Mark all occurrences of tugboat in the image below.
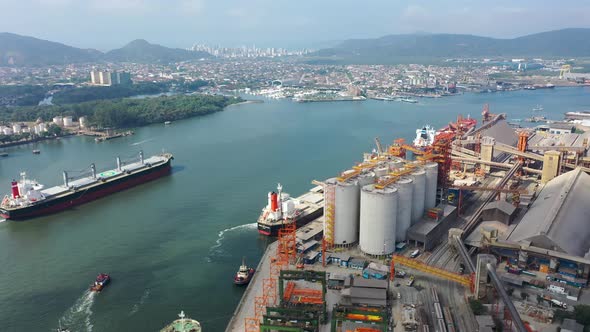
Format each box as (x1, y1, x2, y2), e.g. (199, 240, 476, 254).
(234, 257, 255, 286)
(90, 273, 110, 292)
(160, 310, 202, 332)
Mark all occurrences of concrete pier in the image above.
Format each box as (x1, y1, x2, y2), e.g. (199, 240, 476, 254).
(225, 241, 278, 332)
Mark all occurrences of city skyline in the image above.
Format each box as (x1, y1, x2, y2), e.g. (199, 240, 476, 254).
(2, 0, 589, 50)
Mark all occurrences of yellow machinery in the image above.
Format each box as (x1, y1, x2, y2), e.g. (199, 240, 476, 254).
(389, 138, 427, 158)
(390, 254, 474, 292)
(374, 166, 415, 189)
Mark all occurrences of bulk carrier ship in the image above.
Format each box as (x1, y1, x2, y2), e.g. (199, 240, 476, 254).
(0, 151, 173, 220)
(257, 183, 323, 236)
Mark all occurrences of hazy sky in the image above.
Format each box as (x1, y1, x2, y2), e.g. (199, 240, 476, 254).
(2, 0, 589, 50)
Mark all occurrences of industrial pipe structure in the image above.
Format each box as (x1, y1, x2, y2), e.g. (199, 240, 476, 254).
(494, 143, 543, 161)
(452, 145, 479, 157)
(452, 236, 475, 274)
(492, 143, 590, 173)
(461, 162, 521, 238)
(486, 263, 527, 332)
(452, 226, 526, 331)
(450, 156, 542, 175)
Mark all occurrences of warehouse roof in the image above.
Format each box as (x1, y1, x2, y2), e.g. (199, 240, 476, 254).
(482, 200, 516, 216)
(329, 253, 351, 261)
(349, 287, 387, 300)
(549, 122, 575, 131)
(351, 278, 388, 289)
(297, 219, 323, 242)
(479, 120, 518, 147)
(507, 168, 590, 257)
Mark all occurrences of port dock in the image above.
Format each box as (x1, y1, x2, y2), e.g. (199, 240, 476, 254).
(225, 240, 278, 332)
(227, 111, 590, 332)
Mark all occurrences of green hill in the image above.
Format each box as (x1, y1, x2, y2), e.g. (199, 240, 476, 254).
(0, 33, 211, 66)
(105, 39, 211, 63)
(0, 32, 102, 66)
(313, 28, 590, 64)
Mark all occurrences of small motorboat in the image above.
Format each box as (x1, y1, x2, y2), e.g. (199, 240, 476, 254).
(90, 273, 110, 292)
(234, 257, 255, 286)
(32, 150, 41, 154)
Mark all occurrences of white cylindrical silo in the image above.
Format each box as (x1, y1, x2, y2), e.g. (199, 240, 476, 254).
(389, 158, 405, 171)
(357, 171, 375, 187)
(53, 116, 63, 126)
(410, 168, 426, 224)
(394, 177, 413, 242)
(334, 179, 360, 245)
(374, 165, 389, 177)
(63, 116, 73, 127)
(79, 116, 87, 128)
(359, 184, 398, 255)
(324, 177, 361, 246)
(424, 162, 439, 210)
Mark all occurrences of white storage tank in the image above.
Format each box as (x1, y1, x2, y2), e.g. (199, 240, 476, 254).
(38, 123, 47, 132)
(12, 124, 21, 134)
(359, 184, 398, 255)
(375, 165, 389, 177)
(357, 171, 375, 187)
(53, 116, 63, 126)
(394, 177, 413, 242)
(389, 158, 405, 171)
(3, 127, 13, 135)
(424, 162, 439, 210)
(410, 168, 426, 224)
(79, 116, 87, 128)
(63, 116, 73, 127)
(324, 177, 360, 245)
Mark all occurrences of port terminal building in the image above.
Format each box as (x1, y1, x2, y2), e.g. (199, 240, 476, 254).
(469, 168, 590, 291)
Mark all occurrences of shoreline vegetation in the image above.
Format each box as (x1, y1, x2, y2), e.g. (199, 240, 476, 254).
(0, 133, 76, 149)
(0, 93, 243, 148)
(0, 94, 243, 128)
(0, 81, 210, 107)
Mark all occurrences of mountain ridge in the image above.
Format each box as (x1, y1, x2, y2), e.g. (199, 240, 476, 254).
(0, 33, 211, 66)
(104, 39, 210, 63)
(313, 28, 590, 63)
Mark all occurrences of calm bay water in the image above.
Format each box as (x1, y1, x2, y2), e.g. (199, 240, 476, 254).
(0, 87, 588, 331)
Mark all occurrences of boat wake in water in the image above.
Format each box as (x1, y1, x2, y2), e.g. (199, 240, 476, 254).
(207, 223, 257, 262)
(129, 288, 151, 316)
(130, 138, 154, 146)
(58, 290, 96, 332)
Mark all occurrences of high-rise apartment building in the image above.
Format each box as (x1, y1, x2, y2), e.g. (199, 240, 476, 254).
(90, 70, 132, 86)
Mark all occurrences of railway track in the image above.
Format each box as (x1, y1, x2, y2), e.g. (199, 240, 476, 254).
(426, 240, 449, 265)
